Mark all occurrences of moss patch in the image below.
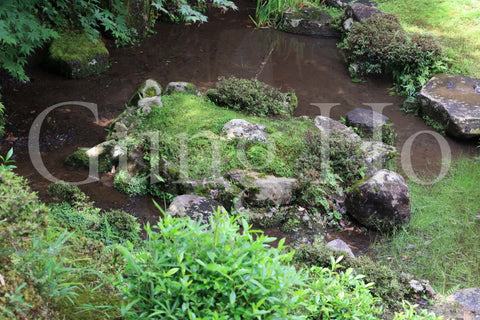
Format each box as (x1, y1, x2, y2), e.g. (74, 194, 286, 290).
(49, 31, 109, 78)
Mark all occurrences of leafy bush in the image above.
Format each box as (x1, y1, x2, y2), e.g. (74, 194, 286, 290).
(292, 239, 412, 309)
(49, 202, 140, 245)
(47, 181, 94, 207)
(0, 167, 49, 237)
(306, 257, 381, 319)
(206, 77, 297, 117)
(115, 211, 308, 319)
(338, 14, 448, 99)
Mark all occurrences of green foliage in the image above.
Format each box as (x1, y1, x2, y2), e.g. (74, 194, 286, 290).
(306, 256, 381, 319)
(48, 181, 141, 244)
(0, 1, 57, 81)
(113, 170, 148, 197)
(0, 148, 16, 172)
(292, 239, 412, 309)
(338, 14, 448, 100)
(12, 231, 80, 302)
(152, 0, 237, 24)
(206, 77, 297, 117)
(115, 211, 308, 319)
(254, 0, 304, 27)
(0, 167, 49, 237)
(373, 158, 480, 292)
(0, 0, 136, 81)
(422, 115, 445, 135)
(393, 302, 442, 320)
(47, 181, 94, 207)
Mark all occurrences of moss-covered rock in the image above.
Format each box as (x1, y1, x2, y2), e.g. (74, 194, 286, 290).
(49, 32, 109, 79)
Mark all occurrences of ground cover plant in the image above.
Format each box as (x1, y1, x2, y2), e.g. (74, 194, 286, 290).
(373, 158, 480, 293)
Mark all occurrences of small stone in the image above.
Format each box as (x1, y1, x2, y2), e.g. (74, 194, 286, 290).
(326, 239, 355, 259)
(221, 119, 268, 143)
(409, 279, 424, 292)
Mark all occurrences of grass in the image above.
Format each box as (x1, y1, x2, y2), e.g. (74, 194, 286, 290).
(373, 157, 480, 293)
(134, 92, 315, 179)
(376, 0, 480, 78)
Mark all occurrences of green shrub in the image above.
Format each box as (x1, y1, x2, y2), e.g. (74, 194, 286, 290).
(338, 14, 448, 99)
(0, 168, 49, 237)
(306, 257, 381, 319)
(49, 203, 140, 245)
(292, 239, 412, 309)
(101, 210, 141, 244)
(47, 181, 94, 208)
(206, 77, 297, 117)
(115, 211, 308, 319)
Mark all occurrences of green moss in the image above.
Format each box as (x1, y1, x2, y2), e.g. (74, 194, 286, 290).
(134, 92, 314, 179)
(50, 32, 108, 65)
(64, 149, 112, 173)
(65, 149, 89, 169)
(49, 31, 109, 78)
(145, 87, 157, 97)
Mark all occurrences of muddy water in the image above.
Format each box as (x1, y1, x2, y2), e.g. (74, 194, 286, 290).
(1, 0, 477, 250)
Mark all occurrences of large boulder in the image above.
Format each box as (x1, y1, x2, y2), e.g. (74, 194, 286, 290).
(165, 82, 200, 96)
(314, 115, 361, 141)
(221, 119, 267, 143)
(419, 74, 480, 139)
(433, 288, 480, 319)
(49, 32, 109, 79)
(346, 108, 395, 143)
(342, 3, 384, 31)
(226, 170, 297, 207)
(346, 169, 410, 232)
(166, 194, 227, 224)
(280, 7, 339, 38)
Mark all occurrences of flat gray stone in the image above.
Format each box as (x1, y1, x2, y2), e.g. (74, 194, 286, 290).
(419, 74, 480, 139)
(165, 82, 200, 96)
(167, 194, 227, 224)
(227, 170, 297, 207)
(346, 108, 391, 137)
